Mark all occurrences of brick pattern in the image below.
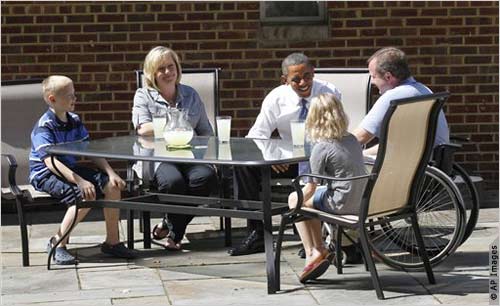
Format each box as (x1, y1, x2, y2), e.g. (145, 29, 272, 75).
(1, 1, 498, 188)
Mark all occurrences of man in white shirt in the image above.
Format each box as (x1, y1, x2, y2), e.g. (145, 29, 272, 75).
(229, 53, 341, 256)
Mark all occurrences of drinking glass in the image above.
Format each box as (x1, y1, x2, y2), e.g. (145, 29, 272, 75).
(216, 116, 231, 143)
(290, 120, 305, 147)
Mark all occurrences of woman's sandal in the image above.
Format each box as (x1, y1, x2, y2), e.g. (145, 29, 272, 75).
(162, 238, 182, 251)
(152, 219, 170, 240)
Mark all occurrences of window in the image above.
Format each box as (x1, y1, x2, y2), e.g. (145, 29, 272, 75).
(260, 1, 327, 24)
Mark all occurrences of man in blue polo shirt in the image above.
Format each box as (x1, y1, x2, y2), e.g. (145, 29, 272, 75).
(354, 47, 450, 155)
(30, 75, 134, 265)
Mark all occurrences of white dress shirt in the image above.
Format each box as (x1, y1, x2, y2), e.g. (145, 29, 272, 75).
(247, 78, 342, 141)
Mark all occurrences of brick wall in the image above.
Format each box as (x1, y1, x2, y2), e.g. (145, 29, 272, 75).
(1, 1, 498, 189)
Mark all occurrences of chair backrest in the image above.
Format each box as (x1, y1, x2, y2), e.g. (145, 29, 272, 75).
(364, 92, 449, 217)
(314, 68, 371, 132)
(135, 68, 220, 135)
(1, 79, 46, 188)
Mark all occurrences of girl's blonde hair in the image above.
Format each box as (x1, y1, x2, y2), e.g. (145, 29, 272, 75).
(143, 46, 182, 91)
(306, 93, 349, 142)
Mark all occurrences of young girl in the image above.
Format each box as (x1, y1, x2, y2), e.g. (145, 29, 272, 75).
(288, 93, 367, 283)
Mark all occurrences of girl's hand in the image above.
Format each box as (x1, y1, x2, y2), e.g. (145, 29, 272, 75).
(272, 164, 289, 173)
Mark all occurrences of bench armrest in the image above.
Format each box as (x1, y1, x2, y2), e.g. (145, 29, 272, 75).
(1, 153, 24, 197)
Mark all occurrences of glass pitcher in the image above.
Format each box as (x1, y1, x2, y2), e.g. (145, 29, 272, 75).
(163, 108, 194, 147)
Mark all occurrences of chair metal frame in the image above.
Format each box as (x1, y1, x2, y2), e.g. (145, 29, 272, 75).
(275, 92, 452, 299)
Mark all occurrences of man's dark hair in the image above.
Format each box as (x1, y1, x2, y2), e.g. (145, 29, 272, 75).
(281, 53, 313, 75)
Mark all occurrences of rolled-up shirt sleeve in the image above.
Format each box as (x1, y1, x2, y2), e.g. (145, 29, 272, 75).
(132, 88, 153, 130)
(192, 91, 214, 136)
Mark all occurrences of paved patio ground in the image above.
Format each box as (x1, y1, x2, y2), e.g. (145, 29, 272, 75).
(1, 207, 497, 306)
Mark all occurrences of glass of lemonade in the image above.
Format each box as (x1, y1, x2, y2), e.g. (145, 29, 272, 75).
(152, 114, 166, 139)
(216, 116, 231, 143)
(290, 119, 305, 147)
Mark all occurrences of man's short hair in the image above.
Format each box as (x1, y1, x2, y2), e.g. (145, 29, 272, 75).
(281, 53, 312, 75)
(42, 75, 73, 103)
(367, 47, 411, 81)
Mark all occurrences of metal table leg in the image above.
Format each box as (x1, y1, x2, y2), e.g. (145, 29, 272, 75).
(261, 166, 277, 294)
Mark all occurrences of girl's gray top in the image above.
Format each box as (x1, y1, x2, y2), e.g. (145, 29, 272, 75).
(310, 133, 367, 215)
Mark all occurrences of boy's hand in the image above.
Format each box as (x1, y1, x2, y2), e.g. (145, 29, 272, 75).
(108, 172, 126, 190)
(76, 178, 96, 201)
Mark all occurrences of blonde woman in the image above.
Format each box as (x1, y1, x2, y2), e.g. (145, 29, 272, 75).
(132, 46, 217, 250)
(288, 93, 367, 283)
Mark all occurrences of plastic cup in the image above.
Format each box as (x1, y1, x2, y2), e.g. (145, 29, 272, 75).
(290, 120, 305, 147)
(216, 116, 231, 143)
(152, 114, 165, 139)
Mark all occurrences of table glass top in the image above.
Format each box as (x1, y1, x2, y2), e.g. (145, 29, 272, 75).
(47, 135, 311, 166)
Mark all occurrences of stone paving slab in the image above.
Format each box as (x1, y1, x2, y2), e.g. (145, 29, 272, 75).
(1, 209, 498, 305)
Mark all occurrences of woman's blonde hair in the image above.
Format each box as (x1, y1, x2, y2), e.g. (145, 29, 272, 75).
(143, 46, 182, 91)
(306, 93, 349, 142)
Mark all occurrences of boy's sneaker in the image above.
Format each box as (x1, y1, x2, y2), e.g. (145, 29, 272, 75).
(46, 237, 76, 265)
(101, 242, 136, 259)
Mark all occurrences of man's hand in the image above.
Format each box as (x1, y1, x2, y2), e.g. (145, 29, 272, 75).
(272, 164, 289, 173)
(108, 172, 126, 190)
(75, 177, 96, 201)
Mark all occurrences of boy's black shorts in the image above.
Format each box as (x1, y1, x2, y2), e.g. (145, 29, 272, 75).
(33, 166, 109, 205)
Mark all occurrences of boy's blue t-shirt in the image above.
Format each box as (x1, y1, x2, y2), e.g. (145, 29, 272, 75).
(29, 109, 89, 185)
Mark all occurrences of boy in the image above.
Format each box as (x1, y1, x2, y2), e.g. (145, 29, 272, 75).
(29, 75, 134, 265)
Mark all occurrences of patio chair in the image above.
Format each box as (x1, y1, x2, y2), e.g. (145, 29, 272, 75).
(275, 92, 450, 299)
(314, 68, 371, 131)
(1, 78, 58, 266)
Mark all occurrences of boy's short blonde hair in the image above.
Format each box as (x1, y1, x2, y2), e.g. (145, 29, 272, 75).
(42, 75, 73, 103)
(306, 93, 349, 142)
(143, 46, 182, 91)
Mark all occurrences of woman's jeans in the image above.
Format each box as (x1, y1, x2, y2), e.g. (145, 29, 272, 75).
(154, 162, 217, 243)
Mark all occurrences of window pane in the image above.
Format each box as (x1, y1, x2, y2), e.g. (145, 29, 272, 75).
(264, 1, 320, 18)
(261, 1, 326, 23)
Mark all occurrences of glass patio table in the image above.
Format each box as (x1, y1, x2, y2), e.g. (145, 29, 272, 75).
(46, 135, 311, 294)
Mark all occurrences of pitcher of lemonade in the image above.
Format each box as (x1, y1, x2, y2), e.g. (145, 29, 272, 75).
(163, 108, 194, 147)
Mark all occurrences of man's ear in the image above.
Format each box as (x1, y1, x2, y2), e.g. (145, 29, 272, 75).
(280, 75, 287, 85)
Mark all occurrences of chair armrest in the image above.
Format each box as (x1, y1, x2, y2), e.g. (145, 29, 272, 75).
(431, 143, 462, 174)
(290, 173, 376, 215)
(450, 135, 470, 143)
(1, 153, 24, 197)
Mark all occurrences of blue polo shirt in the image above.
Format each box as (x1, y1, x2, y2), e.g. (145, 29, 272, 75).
(360, 77, 449, 146)
(29, 109, 89, 184)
